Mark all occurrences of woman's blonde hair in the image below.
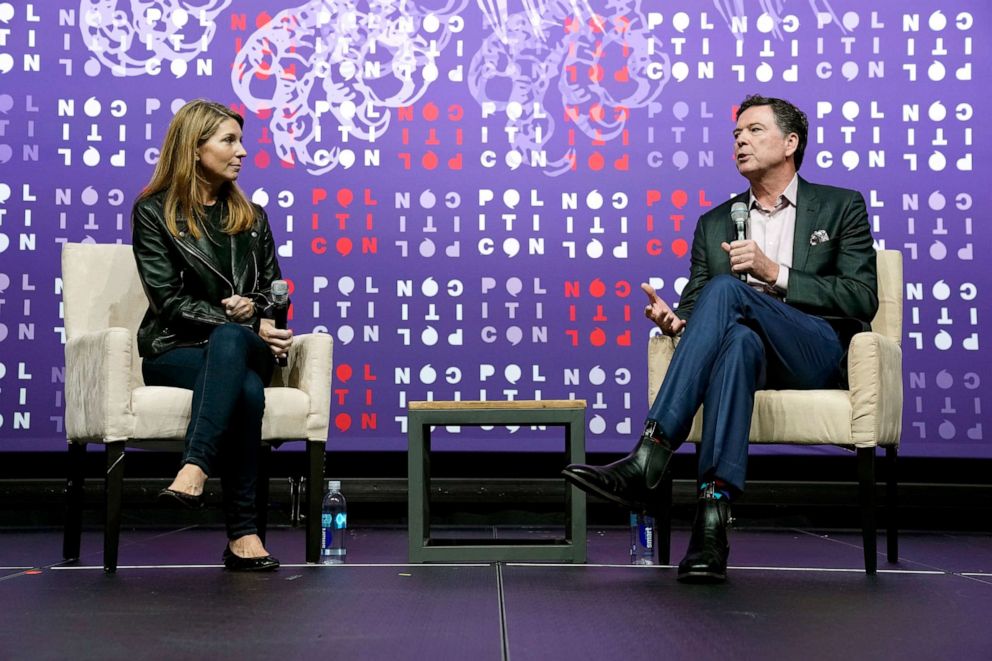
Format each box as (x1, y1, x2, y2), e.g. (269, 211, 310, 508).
(139, 99, 256, 239)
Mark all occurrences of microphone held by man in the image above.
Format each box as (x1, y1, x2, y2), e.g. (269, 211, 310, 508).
(730, 202, 749, 282)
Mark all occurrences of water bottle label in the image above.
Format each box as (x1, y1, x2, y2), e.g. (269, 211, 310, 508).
(334, 512, 347, 530)
(322, 513, 333, 527)
(323, 527, 333, 548)
(639, 523, 654, 549)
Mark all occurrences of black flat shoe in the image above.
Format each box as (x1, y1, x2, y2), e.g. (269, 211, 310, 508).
(157, 487, 205, 509)
(222, 545, 280, 572)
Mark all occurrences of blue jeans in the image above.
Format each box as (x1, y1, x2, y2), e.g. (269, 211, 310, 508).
(647, 276, 843, 493)
(142, 323, 275, 540)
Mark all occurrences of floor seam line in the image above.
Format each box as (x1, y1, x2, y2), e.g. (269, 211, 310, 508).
(497, 562, 511, 661)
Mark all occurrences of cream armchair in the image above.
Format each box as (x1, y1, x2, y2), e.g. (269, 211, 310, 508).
(60, 242, 333, 572)
(648, 249, 903, 574)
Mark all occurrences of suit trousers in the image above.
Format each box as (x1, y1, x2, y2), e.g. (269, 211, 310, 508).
(142, 323, 275, 539)
(647, 276, 843, 492)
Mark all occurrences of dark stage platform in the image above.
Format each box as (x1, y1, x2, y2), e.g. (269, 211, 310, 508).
(2, 525, 991, 660)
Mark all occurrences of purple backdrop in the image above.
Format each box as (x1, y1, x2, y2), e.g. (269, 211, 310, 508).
(0, 0, 988, 457)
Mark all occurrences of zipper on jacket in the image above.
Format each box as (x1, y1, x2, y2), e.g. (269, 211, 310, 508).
(181, 309, 228, 325)
(175, 238, 236, 293)
(233, 233, 261, 294)
(251, 253, 259, 293)
(230, 234, 237, 295)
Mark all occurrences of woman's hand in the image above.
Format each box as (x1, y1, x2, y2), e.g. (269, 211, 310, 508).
(221, 295, 255, 323)
(259, 318, 293, 362)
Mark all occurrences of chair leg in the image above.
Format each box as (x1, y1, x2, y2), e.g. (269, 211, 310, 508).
(857, 447, 877, 575)
(289, 476, 302, 527)
(305, 442, 325, 564)
(63, 441, 86, 561)
(255, 445, 272, 545)
(885, 446, 899, 564)
(104, 442, 125, 573)
(655, 473, 673, 565)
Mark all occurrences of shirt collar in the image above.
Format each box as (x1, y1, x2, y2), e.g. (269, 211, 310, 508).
(749, 174, 799, 212)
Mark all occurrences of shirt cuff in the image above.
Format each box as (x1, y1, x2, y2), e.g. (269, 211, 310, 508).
(774, 265, 789, 293)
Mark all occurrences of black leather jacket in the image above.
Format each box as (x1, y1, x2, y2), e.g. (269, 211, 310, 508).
(131, 190, 283, 357)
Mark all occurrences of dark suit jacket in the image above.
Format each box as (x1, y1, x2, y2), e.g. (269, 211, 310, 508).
(675, 177, 878, 350)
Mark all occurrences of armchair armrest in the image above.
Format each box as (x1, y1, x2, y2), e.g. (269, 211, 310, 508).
(848, 331, 903, 447)
(271, 332, 333, 441)
(647, 333, 680, 406)
(64, 327, 135, 442)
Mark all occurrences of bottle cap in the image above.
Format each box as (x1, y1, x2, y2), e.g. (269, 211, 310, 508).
(328, 480, 341, 491)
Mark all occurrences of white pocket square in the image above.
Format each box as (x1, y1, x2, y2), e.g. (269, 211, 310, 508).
(809, 229, 830, 245)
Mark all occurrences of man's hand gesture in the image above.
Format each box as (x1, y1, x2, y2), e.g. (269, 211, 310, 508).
(641, 283, 685, 336)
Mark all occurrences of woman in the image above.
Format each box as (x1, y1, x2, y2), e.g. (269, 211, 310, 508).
(131, 99, 293, 571)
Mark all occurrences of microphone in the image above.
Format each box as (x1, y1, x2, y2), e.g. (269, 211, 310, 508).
(730, 202, 749, 282)
(271, 279, 289, 367)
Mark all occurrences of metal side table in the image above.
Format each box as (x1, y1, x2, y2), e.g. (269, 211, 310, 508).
(407, 400, 587, 563)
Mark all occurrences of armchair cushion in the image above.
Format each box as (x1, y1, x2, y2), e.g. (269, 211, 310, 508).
(130, 386, 312, 441)
(748, 390, 852, 444)
(129, 387, 189, 440)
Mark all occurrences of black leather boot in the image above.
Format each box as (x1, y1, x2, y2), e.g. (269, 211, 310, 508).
(677, 488, 732, 583)
(561, 422, 673, 515)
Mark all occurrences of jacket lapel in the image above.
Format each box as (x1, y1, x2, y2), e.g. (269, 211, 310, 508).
(231, 220, 261, 290)
(177, 218, 221, 272)
(173, 212, 235, 290)
(791, 177, 818, 272)
(177, 203, 261, 293)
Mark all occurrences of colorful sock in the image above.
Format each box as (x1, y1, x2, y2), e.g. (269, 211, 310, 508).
(699, 480, 734, 501)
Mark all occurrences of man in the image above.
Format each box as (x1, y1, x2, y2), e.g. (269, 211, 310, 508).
(563, 95, 878, 583)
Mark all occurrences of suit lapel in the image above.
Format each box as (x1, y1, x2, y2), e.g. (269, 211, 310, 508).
(792, 177, 818, 272)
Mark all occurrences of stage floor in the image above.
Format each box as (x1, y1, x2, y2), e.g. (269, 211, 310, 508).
(2, 525, 990, 660)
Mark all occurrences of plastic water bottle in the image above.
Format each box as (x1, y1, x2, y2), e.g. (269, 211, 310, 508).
(629, 512, 655, 565)
(320, 480, 347, 564)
